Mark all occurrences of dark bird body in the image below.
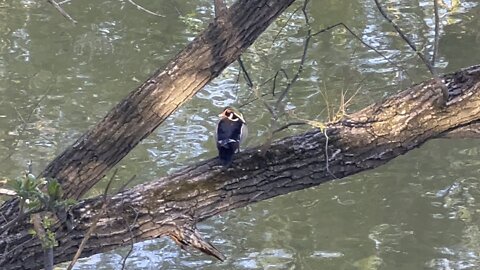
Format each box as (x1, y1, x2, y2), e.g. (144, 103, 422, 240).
(216, 107, 247, 167)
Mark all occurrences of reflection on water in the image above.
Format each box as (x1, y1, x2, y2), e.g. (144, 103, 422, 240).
(1, 0, 480, 269)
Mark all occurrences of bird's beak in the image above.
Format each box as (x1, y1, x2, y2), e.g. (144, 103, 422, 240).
(237, 114, 246, 123)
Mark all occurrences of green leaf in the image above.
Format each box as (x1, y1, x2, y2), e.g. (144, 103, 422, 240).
(28, 228, 37, 236)
(47, 179, 62, 200)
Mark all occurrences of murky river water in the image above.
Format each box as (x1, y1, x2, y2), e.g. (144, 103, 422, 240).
(1, 0, 480, 269)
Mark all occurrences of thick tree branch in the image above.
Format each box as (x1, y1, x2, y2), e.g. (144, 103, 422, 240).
(1, 65, 479, 270)
(0, 0, 297, 223)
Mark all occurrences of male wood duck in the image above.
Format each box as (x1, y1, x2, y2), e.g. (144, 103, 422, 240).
(215, 106, 247, 167)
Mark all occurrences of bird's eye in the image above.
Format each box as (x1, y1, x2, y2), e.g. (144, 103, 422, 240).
(225, 112, 232, 117)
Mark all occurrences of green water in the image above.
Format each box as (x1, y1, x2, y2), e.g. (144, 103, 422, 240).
(1, 0, 480, 269)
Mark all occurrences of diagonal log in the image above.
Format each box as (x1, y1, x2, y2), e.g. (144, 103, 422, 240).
(1, 65, 479, 269)
(0, 0, 297, 224)
(44, 0, 296, 200)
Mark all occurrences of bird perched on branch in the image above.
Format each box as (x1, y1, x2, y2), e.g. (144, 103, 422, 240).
(215, 106, 247, 167)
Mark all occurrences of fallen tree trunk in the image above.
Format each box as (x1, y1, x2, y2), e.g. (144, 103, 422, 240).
(0, 0, 297, 222)
(1, 65, 478, 269)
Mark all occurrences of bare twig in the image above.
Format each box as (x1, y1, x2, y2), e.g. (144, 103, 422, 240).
(312, 22, 411, 81)
(46, 0, 77, 24)
(127, 0, 165, 17)
(57, 0, 73, 4)
(239, 68, 287, 109)
(373, 0, 449, 103)
(238, 92, 269, 109)
(253, 86, 276, 117)
(120, 205, 139, 270)
(238, 4, 303, 109)
(373, 0, 434, 74)
(432, 0, 440, 66)
(66, 169, 118, 270)
(237, 57, 253, 88)
(270, 5, 303, 48)
(238, 3, 303, 109)
(271, 69, 289, 96)
(274, 0, 311, 109)
(116, 174, 137, 194)
(244, 0, 412, 157)
(257, 0, 312, 154)
(31, 214, 53, 270)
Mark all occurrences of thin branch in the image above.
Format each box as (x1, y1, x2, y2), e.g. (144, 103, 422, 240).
(127, 0, 165, 18)
(253, 86, 276, 118)
(239, 68, 288, 109)
(275, 0, 311, 109)
(233, 66, 243, 102)
(258, 0, 312, 154)
(373, 0, 449, 103)
(116, 174, 137, 194)
(31, 214, 53, 270)
(373, 0, 434, 74)
(66, 169, 118, 270)
(323, 128, 338, 179)
(120, 205, 139, 270)
(102, 170, 117, 199)
(238, 92, 269, 109)
(271, 69, 289, 96)
(270, 5, 303, 48)
(311, 22, 411, 81)
(57, 0, 73, 5)
(432, 0, 440, 66)
(237, 57, 253, 88)
(238, 4, 302, 109)
(46, 0, 77, 24)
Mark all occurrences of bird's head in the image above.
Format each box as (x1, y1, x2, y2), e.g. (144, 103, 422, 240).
(219, 106, 246, 123)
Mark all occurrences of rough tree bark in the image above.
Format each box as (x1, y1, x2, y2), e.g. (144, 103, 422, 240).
(0, 65, 479, 269)
(0, 0, 297, 230)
